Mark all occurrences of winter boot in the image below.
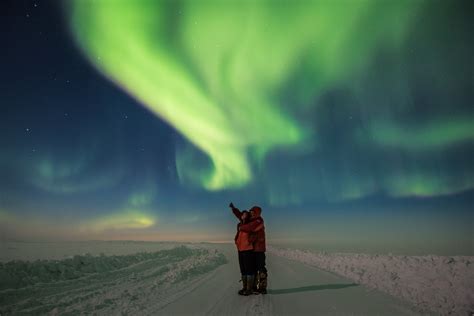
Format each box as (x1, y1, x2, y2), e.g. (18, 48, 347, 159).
(245, 275, 255, 296)
(252, 275, 259, 294)
(257, 270, 267, 294)
(238, 275, 247, 295)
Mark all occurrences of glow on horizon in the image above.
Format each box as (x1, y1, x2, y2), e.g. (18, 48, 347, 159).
(0, 209, 156, 239)
(83, 210, 156, 232)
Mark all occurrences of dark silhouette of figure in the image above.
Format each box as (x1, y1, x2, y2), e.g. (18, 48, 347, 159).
(230, 202, 267, 294)
(231, 204, 255, 296)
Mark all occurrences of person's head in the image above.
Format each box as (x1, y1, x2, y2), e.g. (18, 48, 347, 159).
(241, 210, 249, 222)
(249, 206, 262, 219)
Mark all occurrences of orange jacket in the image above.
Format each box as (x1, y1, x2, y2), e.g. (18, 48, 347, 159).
(235, 223, 254, 251)
(233, 206, 266, 252)
(232, 207, 254, 251)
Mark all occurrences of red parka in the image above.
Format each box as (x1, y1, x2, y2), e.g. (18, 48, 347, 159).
(234, 222, 254, 252)
(232, 207, 254, 251)
(233, 206, 266, 252)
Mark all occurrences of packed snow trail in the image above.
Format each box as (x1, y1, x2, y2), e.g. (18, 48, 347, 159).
(159, 244, 425, 316)
(0, 243, 428, 315)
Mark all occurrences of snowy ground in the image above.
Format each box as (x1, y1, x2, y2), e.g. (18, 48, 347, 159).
(160, 243, 423, 316)
(0, 244, 226, 315)
(1, 241, 470, 315)
(268, 246, 474, 316)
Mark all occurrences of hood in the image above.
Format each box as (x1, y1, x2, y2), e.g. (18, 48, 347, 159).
(250, 206, 262, 217)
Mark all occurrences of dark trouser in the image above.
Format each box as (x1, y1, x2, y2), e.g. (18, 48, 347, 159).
(238, 250, 256, 275)
(255, 252, 266, 273)
(254, 251, 267, 292)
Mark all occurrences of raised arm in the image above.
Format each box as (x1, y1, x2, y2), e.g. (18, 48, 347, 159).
(229, 202, 242, 220)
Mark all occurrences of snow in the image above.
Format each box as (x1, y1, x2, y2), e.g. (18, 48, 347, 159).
(1, 241, 469, 315)
(268, 246, 474, 316)
(160, 243, 423, 316)
(0, 245, 227, 315)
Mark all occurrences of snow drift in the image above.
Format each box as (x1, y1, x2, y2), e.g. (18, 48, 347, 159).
(268, 246, 474, 315)
(0, 246, 227, 315)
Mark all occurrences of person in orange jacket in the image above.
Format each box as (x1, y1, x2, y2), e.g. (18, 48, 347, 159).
(239, 205, 267, 294)
(230, 203, 256, 296)
(231, 203, 267, 294)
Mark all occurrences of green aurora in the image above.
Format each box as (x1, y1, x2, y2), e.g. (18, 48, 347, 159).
(65, 0, 473, 202)
(68, 0, 421, 189)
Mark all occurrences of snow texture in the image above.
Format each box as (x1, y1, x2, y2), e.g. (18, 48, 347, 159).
(0, 246, 227, 315)
(268, 246, 474, 316)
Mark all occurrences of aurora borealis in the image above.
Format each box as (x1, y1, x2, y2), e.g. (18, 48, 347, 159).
(68, 0, 421, 191)
(1, 0, 472, 253)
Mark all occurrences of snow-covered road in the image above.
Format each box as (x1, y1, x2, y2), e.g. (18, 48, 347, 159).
(159, 244, 424, 316)
(0, 242, 431, 315)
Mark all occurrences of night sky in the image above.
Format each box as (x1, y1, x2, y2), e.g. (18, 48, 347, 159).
(1, 0, 472, 254)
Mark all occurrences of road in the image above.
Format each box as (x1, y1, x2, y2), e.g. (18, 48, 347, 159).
(159, 244, 424, 316)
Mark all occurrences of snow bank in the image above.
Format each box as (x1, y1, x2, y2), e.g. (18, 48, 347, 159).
(268, 246, 474, 316)
(0, 246, 227, 315)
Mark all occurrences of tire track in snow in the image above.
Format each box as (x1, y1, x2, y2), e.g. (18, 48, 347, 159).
(0, 246, 227, 315)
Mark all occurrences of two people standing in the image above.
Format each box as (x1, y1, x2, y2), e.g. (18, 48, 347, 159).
(230, 202, 267, 295)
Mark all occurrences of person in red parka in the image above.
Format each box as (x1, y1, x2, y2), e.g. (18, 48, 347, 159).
(231, 203, 267, 294)
(230, 203, 256, 296)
